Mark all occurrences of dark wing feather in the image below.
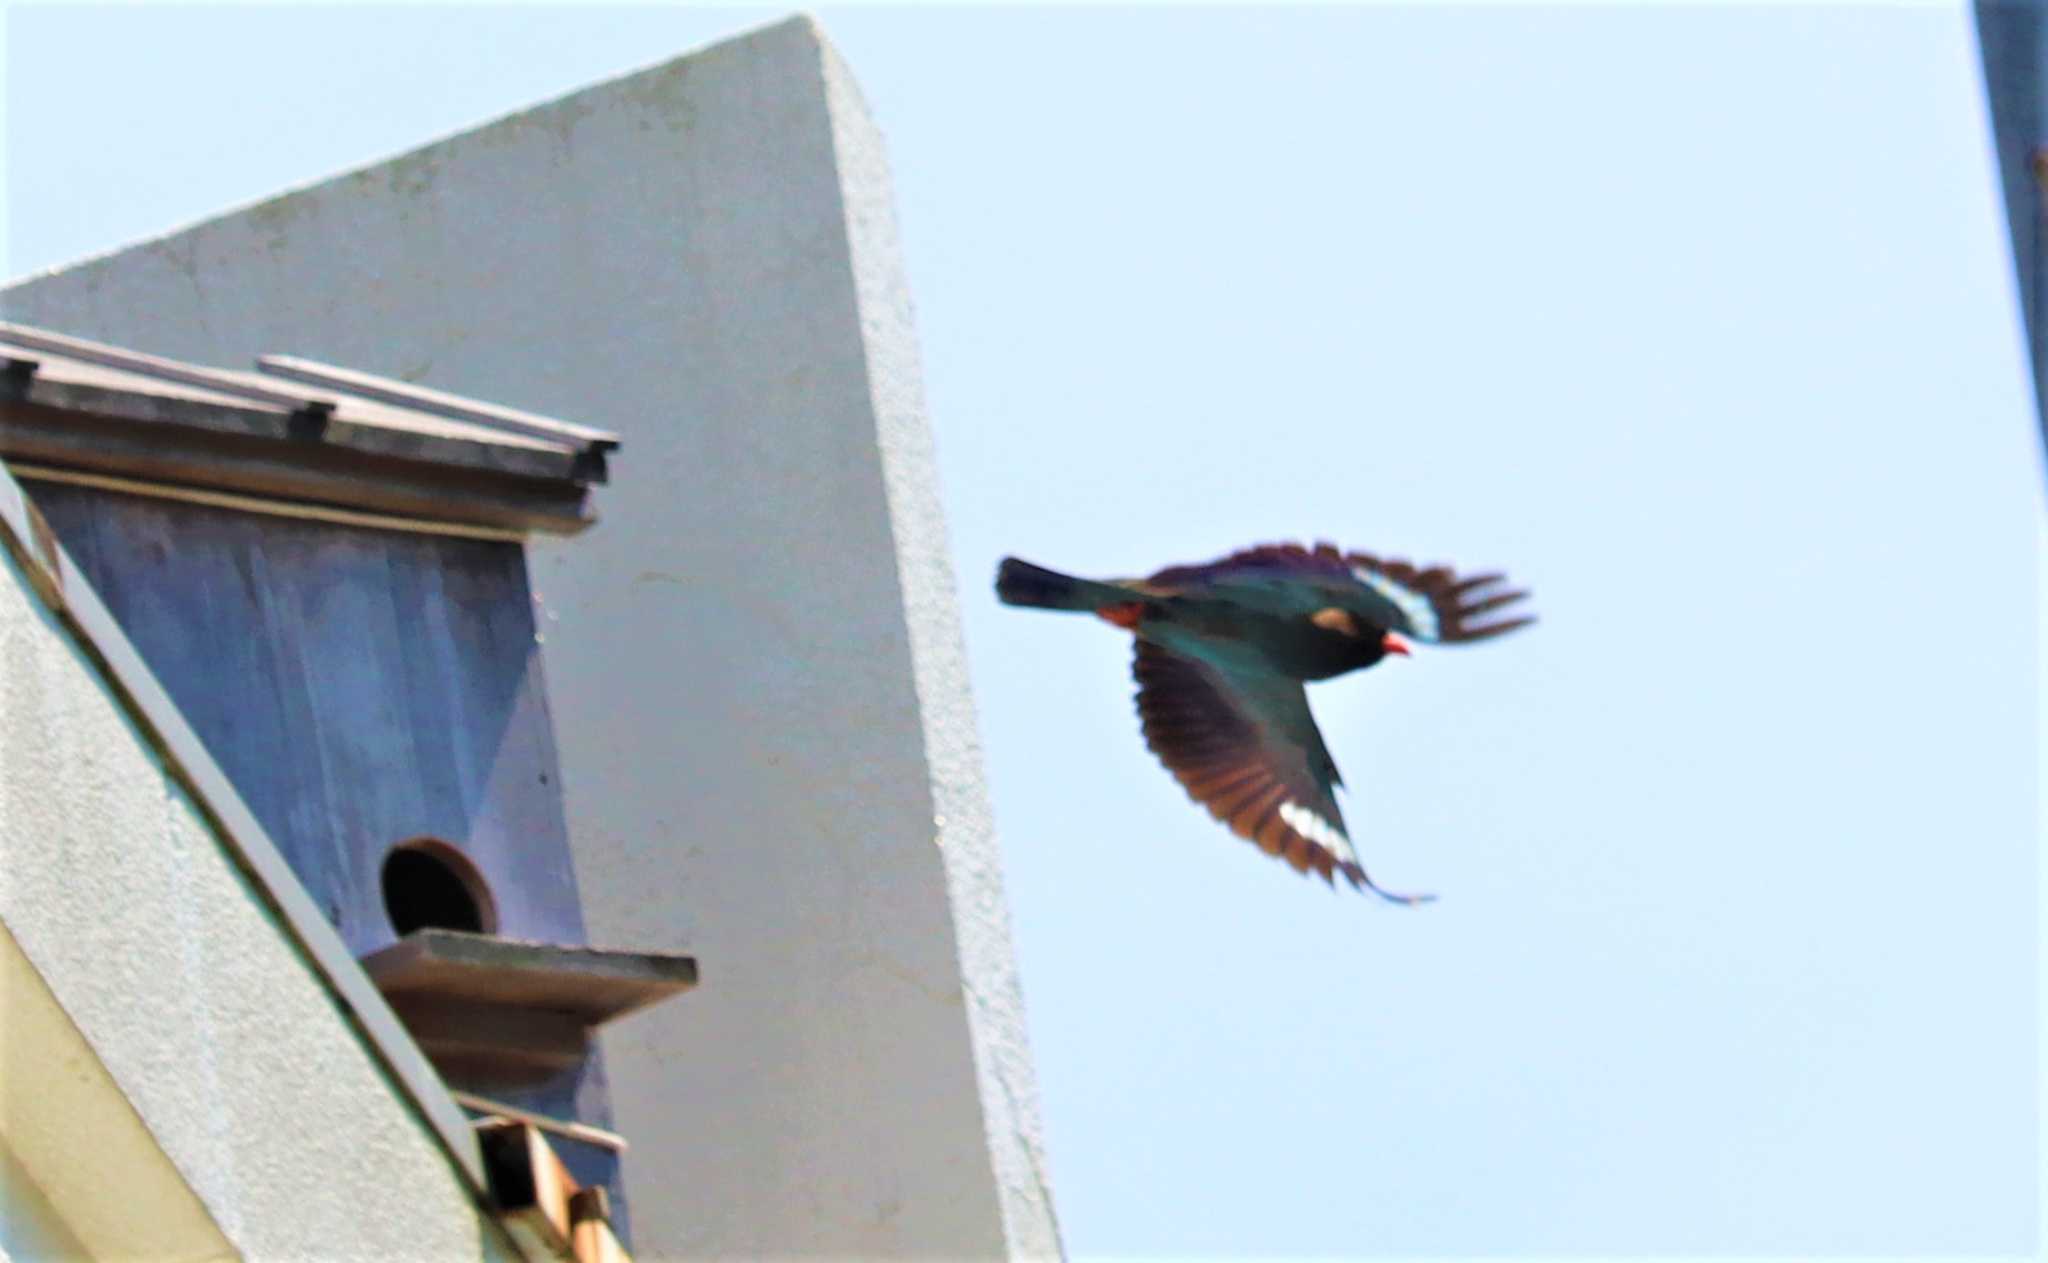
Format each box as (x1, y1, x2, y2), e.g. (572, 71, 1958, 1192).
(1343, 548, 1536, 643)
(1148, 541, 1535, 644)
(1131, 639, 1430, 903)
(1147, 541, 1356, 592)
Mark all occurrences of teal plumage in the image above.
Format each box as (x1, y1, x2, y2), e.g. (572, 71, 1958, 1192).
(996, 542, 1534, 903)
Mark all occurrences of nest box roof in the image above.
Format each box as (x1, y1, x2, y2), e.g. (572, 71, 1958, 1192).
(0, 322, 619, 536)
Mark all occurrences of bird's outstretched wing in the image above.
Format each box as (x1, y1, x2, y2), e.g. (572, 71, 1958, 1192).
(1148, 542, 1535, 644)
(1131, 638, 1430, 904)
(1342, 547, 1535, 644)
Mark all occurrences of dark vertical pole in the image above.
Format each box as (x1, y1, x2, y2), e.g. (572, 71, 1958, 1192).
(1975, 0, 2048, 477)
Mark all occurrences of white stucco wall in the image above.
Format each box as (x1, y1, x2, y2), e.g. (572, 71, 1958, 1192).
(0, 487, 515, 1261)
(3, 916, 234, 1261)
(0, 15, 1057, 1258)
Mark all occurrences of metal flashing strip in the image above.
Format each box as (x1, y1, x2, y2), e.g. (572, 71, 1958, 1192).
(258, 355, 621, 450)
(0, 461, 495, 1204)
(450, 1091, 630, 1154)
(0, 322, 331, 418)
(8, 462, 530, 543)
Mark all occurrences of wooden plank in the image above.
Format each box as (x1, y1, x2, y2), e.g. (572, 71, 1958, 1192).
(569, 1188, 631, 1263)
(8, 373, 584, 482)
(0, 325, 597, 477)
(571, 1216, 629, 1263)
(450, 1092, 629, 1153)
(0, 319, 324, 412)
(476, 1120, 579, 1260)
(6, 371, 299, 439)
(258, 354, 622, 449)
(1, 398, 596, 535)
(363, 928, 696, 1087)
(383, 995, 590, 1082)
(361, 929, 699, 1024)
(472, 1120, 633, 1262)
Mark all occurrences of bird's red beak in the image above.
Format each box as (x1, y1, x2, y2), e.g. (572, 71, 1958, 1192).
(1382, 631, 1412, 658)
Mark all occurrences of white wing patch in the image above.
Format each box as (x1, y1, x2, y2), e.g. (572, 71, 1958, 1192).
(1350, 564, 1440, 641)
(1278, 800, 1358, 866)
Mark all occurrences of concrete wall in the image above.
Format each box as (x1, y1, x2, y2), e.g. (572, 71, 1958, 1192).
(1, 15, 1058, 1257)
(0, 481, 516, 1261)
(3, 917, 235, 1261)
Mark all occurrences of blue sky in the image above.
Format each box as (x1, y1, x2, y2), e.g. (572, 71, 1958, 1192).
(6, 3, 2041, 1256)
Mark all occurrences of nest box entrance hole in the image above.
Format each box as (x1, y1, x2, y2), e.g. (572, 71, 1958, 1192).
(382, 838, 498, 936)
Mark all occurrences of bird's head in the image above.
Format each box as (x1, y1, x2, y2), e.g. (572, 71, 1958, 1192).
(1311, 606, 1414, 665)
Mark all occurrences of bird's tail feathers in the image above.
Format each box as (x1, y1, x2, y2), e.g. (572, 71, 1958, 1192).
(995, 557, 1133, 612)
(1339, 860, 1438, 907)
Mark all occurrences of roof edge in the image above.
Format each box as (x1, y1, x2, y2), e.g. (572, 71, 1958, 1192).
(1, 320, 612, 537)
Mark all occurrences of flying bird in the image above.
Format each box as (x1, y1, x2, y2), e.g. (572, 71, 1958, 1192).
(995, 543, 1534, 904)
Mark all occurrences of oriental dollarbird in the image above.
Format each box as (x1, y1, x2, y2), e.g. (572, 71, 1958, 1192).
(995, 543, 1534, 904)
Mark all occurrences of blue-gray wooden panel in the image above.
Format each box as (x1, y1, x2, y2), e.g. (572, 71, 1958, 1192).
(31, 482, 588, 953)
(28, 481, 628, 1235)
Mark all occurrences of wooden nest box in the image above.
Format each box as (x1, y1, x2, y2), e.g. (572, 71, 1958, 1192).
(0, 322, 695, 1250)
